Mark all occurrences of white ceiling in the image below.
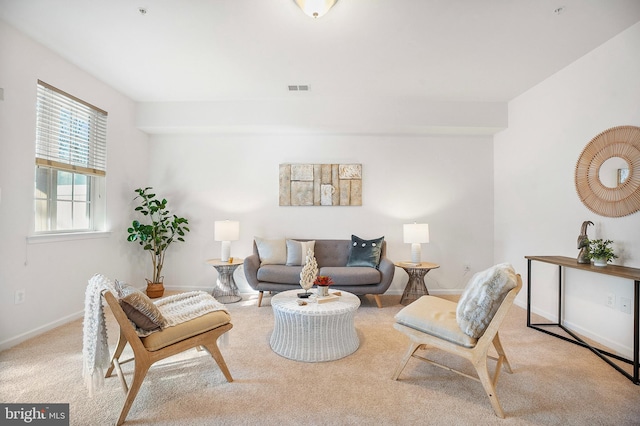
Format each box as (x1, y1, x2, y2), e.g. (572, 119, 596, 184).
(1, 0, 640, 103)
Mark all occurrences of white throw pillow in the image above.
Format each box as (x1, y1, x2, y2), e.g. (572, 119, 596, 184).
(255, 237, 287, 266)
(286, 239, 316, 266)
(456, 263, 517, 339)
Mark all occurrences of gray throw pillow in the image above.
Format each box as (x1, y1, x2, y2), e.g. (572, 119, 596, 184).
(255, 237, 287, 266)
(346, 235, 384, 268)
(286, 239, 316, 266)
(115, 280, 167, 331)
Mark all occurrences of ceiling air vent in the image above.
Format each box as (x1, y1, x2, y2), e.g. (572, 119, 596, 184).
(288, 85, 310, 91)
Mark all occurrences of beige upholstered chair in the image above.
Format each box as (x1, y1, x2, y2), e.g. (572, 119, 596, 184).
(102, 289, 233, 425)
(392, 264, 522, 418)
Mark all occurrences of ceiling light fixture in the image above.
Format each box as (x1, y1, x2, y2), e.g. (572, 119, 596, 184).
(293, 0, 338, 18)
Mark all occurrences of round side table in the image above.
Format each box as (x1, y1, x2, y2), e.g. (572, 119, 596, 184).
(207, 258, 244, 303)
(395, 261, 440, 306)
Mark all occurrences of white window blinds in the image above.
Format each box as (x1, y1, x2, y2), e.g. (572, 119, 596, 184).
(35, 80, 107, 176)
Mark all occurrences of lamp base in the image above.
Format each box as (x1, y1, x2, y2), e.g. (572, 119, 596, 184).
(221, 241, 231, 262)
(410, 243, 422, 264)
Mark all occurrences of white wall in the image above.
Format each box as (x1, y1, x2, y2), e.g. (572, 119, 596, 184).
(0, 21, 149, 350)
(494, 22, 640, 358)
(145, 133, 495, 297)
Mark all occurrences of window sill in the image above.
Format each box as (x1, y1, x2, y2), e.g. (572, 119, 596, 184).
(27, 231, 112, 244)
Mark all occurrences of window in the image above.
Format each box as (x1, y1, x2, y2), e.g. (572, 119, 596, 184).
(34, 80, 107, 233)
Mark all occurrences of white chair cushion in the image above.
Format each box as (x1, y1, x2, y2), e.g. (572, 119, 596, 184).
(456, 263, 517, 339)
(395, 296, 478, 348)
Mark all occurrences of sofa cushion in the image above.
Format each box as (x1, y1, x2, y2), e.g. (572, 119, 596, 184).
(286, 239, 316, 266)
(255, 237, 287, 265)
(115, 280, 167, 331)
(456, 263, 517, 339)
(257, 264, 304, 284)
(346, 235, 384, 268)
(319, 266, 381, 285)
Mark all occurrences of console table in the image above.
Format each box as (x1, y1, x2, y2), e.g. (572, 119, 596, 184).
(526, 255, 640, 384)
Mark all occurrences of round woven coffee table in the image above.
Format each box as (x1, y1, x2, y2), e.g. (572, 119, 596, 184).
(270, 289, 360, 362)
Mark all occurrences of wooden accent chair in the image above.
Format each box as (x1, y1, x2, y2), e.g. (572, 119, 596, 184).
(392, 268, 522, 418)
(102, 290, 233, 425)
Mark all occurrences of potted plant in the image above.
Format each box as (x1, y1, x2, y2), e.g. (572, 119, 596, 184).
(587, 239, 618, 267)
(127, 187, 190, 297)
(314, 275, 334, 297)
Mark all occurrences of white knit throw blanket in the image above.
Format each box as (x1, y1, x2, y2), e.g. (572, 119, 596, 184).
(83, 275, 228, 396)
(82, 274, 114, 397)
(135, 291, 229, 337)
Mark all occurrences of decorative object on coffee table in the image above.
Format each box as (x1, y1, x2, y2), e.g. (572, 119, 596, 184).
(270, 289, 360, 362)
(576, 220, 594, 264)
(298, 248, 318, 298)
(314, 275, 333, 296)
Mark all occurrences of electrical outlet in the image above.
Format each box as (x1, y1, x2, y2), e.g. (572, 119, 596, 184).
(14, 289, 26, 305)
(620, 296, 632, 314)
(606, 293, 616, 308)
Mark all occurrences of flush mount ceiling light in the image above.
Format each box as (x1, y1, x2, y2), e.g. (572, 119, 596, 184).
(293, 0, 338, 18)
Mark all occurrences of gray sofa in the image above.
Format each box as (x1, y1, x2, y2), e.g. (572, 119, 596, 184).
(244, 238, 395, 308)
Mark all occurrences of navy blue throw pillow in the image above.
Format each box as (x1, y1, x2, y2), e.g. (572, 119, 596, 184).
(346, 235, 384, 268)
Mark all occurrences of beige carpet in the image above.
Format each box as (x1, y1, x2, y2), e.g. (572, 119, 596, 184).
(1, 293, 639, 426)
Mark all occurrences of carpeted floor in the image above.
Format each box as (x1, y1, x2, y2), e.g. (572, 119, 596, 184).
(1, 293, 639, 425)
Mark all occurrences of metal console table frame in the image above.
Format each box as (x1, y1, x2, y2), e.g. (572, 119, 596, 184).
(526, 255, 640, 385)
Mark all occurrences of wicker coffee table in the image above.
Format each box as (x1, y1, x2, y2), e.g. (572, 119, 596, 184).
(270, 289, 360, 362)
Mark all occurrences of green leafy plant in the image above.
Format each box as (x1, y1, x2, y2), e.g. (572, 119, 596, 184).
(587, 239, 618, 263)
(127, 187, 190, 284)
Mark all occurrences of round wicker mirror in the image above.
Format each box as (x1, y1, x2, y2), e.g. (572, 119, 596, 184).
(575, 125, 640, 217)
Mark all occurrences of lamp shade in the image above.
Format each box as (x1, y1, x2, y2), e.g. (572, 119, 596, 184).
(214, 220, 240, 242)
(293, 0, 338, 18)
(403, 223, 429, 244)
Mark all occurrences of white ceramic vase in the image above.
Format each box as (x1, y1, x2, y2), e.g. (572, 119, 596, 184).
(593, 257, 608, 267)
(317, 285, 329, 297)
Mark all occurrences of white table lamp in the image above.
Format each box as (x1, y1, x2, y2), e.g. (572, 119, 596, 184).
(403, 223, 429, 264)
(214, 220, 240, 262)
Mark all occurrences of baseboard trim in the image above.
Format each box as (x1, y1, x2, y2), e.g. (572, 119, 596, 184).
(0, 310, 83, 352)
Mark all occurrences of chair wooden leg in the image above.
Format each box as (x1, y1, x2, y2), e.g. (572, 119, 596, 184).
(116, 360, 151, 426)
(392, 342, 421, 380)
(257, 291, 264, 307)
(473, 356, 505, 419)
(373, 294, 383, 308)
(492, 332, 513, 374)
(202, 342, 233, 383)
(106, 330, 128, 378)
